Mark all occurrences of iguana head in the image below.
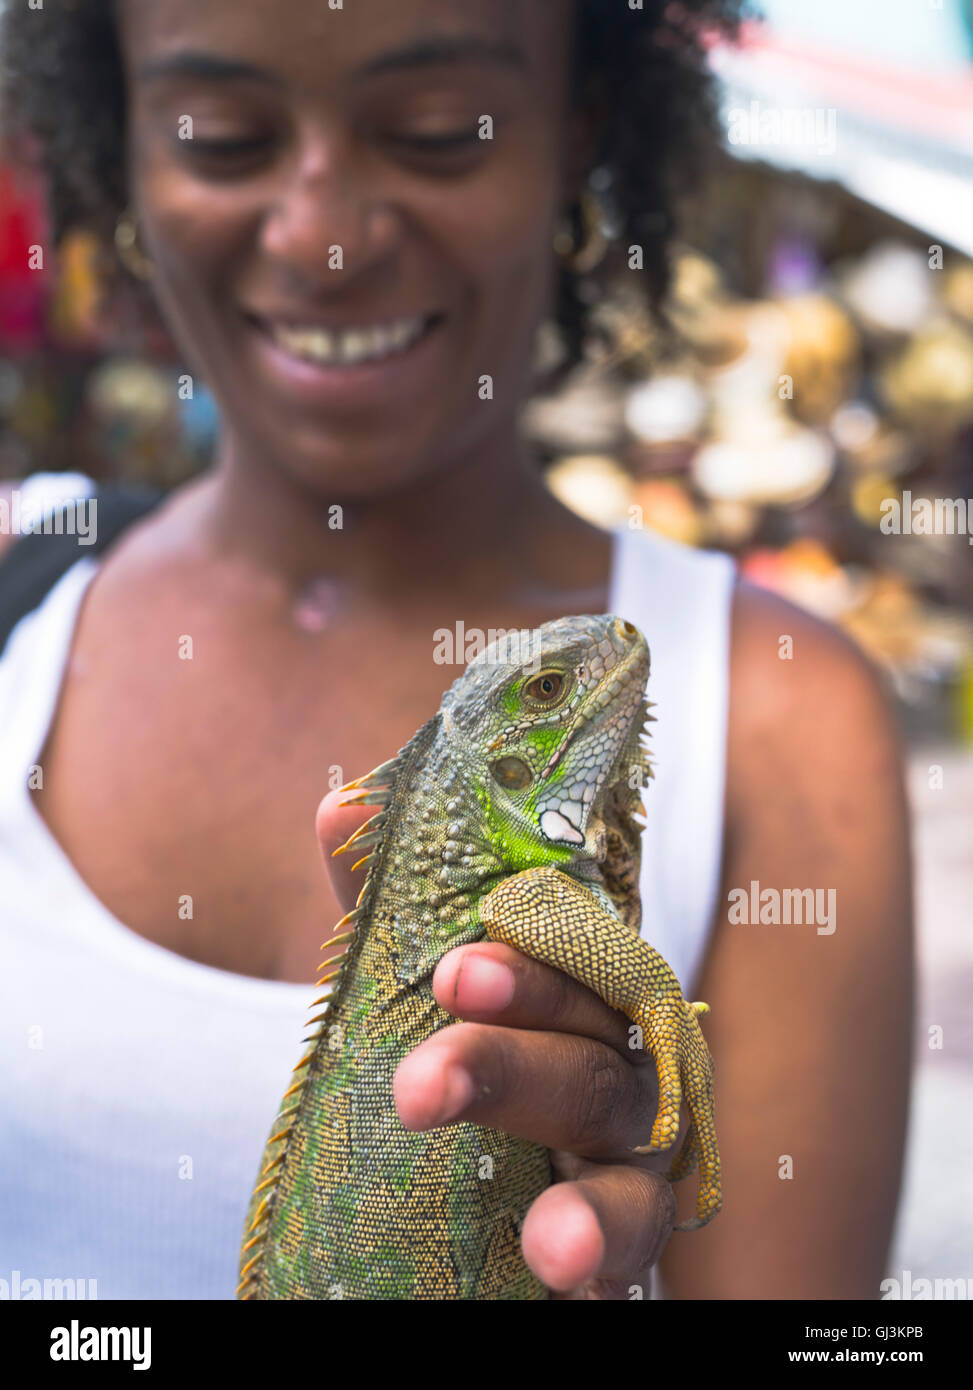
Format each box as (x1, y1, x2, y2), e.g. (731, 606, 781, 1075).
(441, 615, 652, 925)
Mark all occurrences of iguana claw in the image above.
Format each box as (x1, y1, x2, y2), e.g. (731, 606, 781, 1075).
(628, 995, 721, 1231)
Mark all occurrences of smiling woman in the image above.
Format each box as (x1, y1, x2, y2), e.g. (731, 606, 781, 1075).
(0, 0, 913, 1304)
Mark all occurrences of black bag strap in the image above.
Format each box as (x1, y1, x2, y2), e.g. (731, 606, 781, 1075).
(0, 482, 164, 657)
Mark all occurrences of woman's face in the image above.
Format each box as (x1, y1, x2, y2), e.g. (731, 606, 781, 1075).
(117, 0, 580, 499)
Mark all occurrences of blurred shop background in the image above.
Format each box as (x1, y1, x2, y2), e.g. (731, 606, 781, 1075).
(1, 0, 971, 1291)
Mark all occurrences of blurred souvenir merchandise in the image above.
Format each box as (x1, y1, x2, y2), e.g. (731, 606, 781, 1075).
(526, 4, 973, 747)
(527, 217, 973, 744)
(0, 155, 217, 486)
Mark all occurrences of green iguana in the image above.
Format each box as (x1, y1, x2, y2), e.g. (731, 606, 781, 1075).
(238, 615, 720, 1300)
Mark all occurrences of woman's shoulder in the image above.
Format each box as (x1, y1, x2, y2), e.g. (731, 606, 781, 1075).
(729, 577, 892, 730)
(725, 577, 905, 831)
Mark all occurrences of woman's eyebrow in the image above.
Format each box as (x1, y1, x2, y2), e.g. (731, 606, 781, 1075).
(137, 52, 284, 86)
(357, 34, 530, 77)
(136, 35, 529, 87)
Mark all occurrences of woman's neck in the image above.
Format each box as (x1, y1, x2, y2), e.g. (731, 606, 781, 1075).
(189, 423, 579, 605)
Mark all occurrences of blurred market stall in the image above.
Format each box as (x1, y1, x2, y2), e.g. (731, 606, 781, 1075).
(527, 0, 973, 746)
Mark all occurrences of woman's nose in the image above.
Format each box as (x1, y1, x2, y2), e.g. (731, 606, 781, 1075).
(260, 139, 399, 281)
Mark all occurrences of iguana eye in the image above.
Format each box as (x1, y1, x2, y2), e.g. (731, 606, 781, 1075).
(524, 671, 565, 704)
(490, 757, 533, 790)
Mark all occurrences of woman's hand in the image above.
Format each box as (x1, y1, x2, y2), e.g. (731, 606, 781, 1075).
(317, 788, 678, 1300)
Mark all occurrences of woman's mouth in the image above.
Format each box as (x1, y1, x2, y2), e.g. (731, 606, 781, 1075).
(261, 313, 433, 368)
(240, 309, 446, 410)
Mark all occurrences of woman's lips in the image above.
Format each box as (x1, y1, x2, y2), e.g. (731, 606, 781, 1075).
(240, 310, 446, 410)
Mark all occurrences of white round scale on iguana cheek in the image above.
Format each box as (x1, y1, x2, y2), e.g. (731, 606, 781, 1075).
(540, 809, 585, 845)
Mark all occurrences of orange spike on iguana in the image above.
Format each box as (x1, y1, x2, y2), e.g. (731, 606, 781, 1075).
(322, 910, 359, 941)
(344, 811, 386, 843)
(335, 755, 399, 794)
(332, 829, 382, 859)
(247, 1196, 269, 1234)
(337, 788, 391, 808)
(320, 930, 354, 951)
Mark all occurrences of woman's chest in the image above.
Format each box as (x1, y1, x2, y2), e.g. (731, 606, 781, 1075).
(30, 605, 459, 981)
(28, 581, 580, 982)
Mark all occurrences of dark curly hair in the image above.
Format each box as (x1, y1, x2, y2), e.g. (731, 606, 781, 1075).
(1, 0, 744, 376)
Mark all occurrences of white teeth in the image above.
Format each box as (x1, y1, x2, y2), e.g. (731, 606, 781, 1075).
(270, 316, 427, 366)
(340, 331, 368, 362)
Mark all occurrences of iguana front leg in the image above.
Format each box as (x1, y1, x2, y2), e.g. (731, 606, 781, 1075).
(480, 864, 721, 1232)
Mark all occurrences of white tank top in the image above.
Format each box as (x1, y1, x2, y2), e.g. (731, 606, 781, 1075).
(0, 473, 735, 1299)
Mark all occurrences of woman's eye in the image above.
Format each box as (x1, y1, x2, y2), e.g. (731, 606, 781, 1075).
(402, 131, 478, 147)
(387, 130, 483, 158)
(184, 135, 273, 161)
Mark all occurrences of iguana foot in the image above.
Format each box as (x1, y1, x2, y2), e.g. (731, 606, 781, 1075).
(481, 865, 722, 1233)
(628, 994, 721, 1231)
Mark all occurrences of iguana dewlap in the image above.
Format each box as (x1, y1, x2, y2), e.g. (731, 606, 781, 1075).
(238, 615, 720, 1300)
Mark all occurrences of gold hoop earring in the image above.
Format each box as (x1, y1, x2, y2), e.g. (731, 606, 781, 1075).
(114, 209, 154, 282)
(553, 190, 609, 275)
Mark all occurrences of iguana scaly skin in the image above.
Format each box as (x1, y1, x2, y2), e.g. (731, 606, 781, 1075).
(238, 615, 720, 1300)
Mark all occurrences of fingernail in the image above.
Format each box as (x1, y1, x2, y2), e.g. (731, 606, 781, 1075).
(456, 954, 515, 1011)
(440, 1066, 475, 1122)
